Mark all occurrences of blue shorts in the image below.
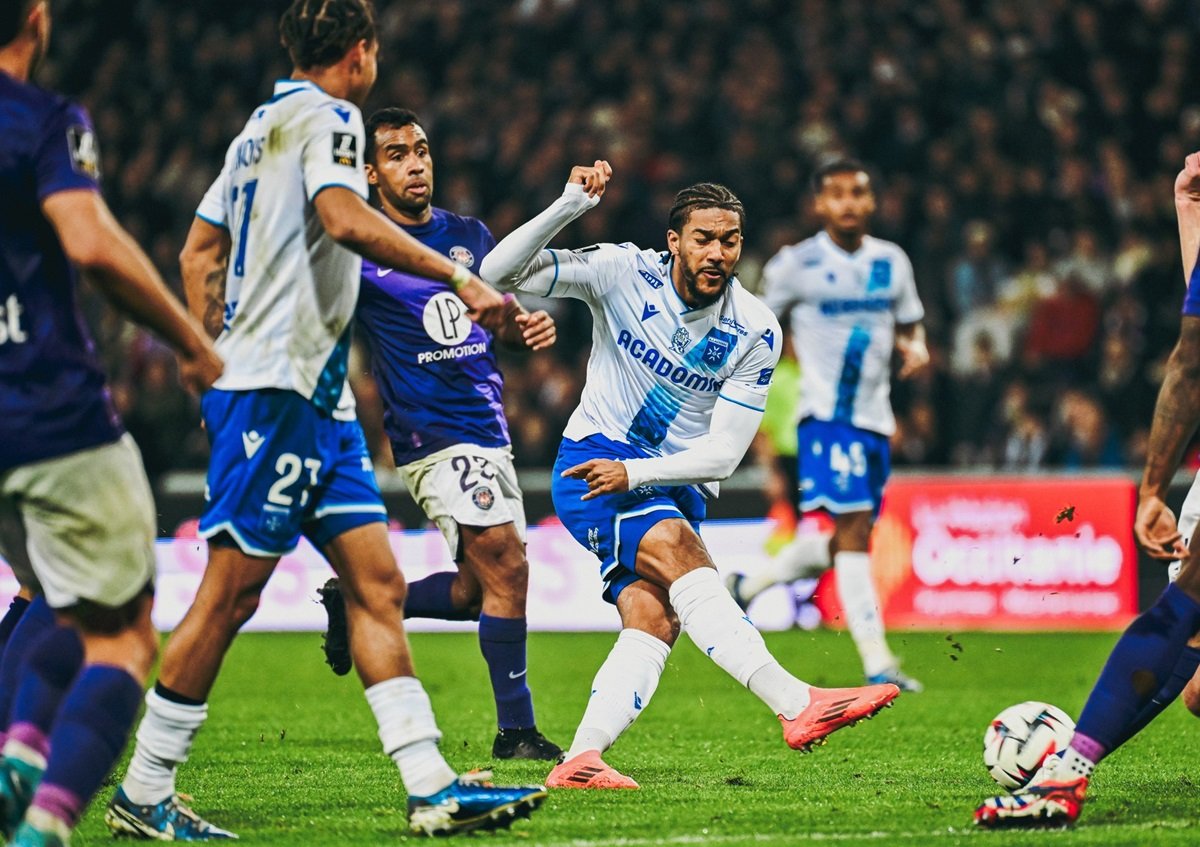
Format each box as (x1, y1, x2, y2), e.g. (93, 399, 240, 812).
(198, 389, 387, 556)
(797, 418, 890, 518)
(552, 434, 705, 604)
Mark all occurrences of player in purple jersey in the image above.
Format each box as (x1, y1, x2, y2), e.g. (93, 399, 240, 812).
(319, 107, 562, 761)
(0, 2, 223, 845)
(975, 151, 1200, 828)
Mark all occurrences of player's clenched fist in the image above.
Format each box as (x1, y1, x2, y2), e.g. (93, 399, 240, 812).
(516, 310, 556, 351)
(562, 458, 629, 500)
(1176, 152, 1200, 203)
(1134, 493, 1188, 561)
(457, 273, 507, 329)
(568, 160, 613, 199)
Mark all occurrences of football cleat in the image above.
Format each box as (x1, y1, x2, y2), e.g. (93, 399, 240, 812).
(492, 727, 563, 761)
(546, 750, 638, 789)
(0, 756, 42, 839)
(317, 577, 352, 677)
(867, 667, 924, 693)
(407, 771, 546, 836)
(8, 822, 66, 847)
(974, 756, 1088, 828)
(779, 683, 900, 752)
(104, 787, 238, 840)
(724, 572, 752, 611)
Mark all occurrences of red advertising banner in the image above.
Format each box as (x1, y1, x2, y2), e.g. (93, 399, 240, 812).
(815, 476, 1139, 630)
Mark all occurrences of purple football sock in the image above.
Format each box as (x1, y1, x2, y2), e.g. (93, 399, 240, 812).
(1074, 583, 1200, 759)
(405, 571, 478, 621)
(478, 614, 535, 730)
(0, 596, 55, 734)
(7, 625, 83, 756)
(33, 665, 142, 827)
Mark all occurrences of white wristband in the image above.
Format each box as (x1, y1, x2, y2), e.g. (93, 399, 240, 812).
(449, 263, 471, 291)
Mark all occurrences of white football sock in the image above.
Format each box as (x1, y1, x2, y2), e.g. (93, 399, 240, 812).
(565, 628, 671, 760)
(737, 532, 832, 602)
(366, 677, 457, 798)
(834, 551, 896, 678)
(669, 568, 811, 719)
(1054, 745, 1096, 779)
(121, 690, 208, 805)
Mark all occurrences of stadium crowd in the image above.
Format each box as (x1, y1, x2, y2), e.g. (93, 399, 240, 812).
(45, 0, 1200, 481)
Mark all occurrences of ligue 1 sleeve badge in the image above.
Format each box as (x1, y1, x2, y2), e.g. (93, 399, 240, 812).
(472, 486, 495, 510)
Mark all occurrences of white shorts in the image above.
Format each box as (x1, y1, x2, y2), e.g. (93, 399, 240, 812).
(0, 434, 157, 609)
(1171, 474, 1200, 582)
(398, 444, 526, 560)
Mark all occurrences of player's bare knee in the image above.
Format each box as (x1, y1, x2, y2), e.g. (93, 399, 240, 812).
(637, 521, 713, 587)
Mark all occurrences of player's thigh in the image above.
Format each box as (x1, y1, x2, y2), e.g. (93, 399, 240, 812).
(634, 517, 716, 588)
(399, 447, 522, 562)
(321, 520, 405, 609)
(615, 579, 679, 646)
(3, 434, 156, 612)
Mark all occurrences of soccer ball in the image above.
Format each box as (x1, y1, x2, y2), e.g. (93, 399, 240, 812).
(982, 701, 1075, 791)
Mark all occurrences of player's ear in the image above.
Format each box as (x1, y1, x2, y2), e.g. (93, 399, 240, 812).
(365, 162, 378, 186)
(666, 228, 680, 257)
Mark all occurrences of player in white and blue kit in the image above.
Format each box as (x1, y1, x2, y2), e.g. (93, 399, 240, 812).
(727, 159, 929, 692)
(482, 168, 901, 790)
(107, 1, 545, 839)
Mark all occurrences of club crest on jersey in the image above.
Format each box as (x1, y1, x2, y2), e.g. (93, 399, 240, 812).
(449, 245, 475, 268)
(670, 327, 691, 354)
(587, 527, 600, 554)
(66, 126, 100, 180)
(472, 486, 495, 511)
(332, 132, 358, 167)
(702, 337, 731, 367)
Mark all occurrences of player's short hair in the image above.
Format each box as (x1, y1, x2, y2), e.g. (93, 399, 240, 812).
(668, 183, 746, 234)
(365, 107, 423, 162)
(810, 157, 870, 194)
(1, 0, 38, 47)
(279, 0, 376, 71)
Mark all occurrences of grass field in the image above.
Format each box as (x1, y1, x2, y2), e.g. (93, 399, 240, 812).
(72, 628, 1199, 846)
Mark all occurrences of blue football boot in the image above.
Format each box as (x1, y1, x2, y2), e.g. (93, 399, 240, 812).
(104, 787, 237, 841)
(0, 756, 42, 839)
(407, 771, 546, 836)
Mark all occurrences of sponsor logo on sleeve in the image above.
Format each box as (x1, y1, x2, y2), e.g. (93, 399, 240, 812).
(332, 132, 358, 167)
(638, 269, 664, 289)
(757, 367, 775, 386)
(66, 126, 100, 180)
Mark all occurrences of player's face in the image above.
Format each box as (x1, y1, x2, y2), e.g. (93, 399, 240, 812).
(814, 171, 875, 238)
(668, 207, 742, 308)
(367, 123, 434, 220)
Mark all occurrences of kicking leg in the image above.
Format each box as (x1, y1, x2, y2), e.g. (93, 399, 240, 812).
(728, 531, 831, 608)
(549, 581, 676, 789)
(637, 519, 899, 752)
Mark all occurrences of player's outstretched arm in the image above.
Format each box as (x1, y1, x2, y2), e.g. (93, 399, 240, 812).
(1136, 314, 1200, 559)
(1176, 152, 1200, 285)
(313, 186, 506, 328)
(480, 161, 611, 293)
(180, 216, 231, 340)
(41, 189, 223, 394)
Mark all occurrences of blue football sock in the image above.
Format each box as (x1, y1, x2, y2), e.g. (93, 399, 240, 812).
(0, 596, 55, 730)
(1075, 583, 1200, 758)
(35, 665, 142, 827)
(478, 614, 535, 730)
(1111, 644, 1200, 749)
(8, 625, 83, 746)
(404, 572, 478, 621)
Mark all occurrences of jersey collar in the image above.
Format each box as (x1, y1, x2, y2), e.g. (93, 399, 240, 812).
(663, 255, 730, 322)
(271, 78, 327, 101)
(818, 229, 871, 260)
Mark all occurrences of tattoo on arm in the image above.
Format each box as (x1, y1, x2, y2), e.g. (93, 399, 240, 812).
(201, 255, 228, 340)
(1143, 316, 1200, 496)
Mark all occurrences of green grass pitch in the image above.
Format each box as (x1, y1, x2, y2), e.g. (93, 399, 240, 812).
(75, 628, 1197, 846)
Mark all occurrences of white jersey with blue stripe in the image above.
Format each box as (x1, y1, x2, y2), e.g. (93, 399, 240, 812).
(762, 231, 923, 436)
(195, 79, 368, 419)
(533, 244, 781, 467)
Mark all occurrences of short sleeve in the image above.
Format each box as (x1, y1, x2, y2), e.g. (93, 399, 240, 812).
(892, 249, 924, 324)
(35, 100, 100, 200)
(301, 101, 368, 202)
(195, 168, 229, 229)
(476, 221, 497, 261)
(719, 313, 784, 413)
(760, 250, 797, 320)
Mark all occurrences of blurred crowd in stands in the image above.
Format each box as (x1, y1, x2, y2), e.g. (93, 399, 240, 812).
(44, 0, 1200, 482)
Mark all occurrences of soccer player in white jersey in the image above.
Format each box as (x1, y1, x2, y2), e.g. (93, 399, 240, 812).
(480, 167, 901, 790)
(105, 1, 545, 839)
(726, 159, 929, 693)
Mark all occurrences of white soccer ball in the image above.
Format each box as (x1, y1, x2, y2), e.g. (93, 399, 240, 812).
(982, 701, 1075, 791)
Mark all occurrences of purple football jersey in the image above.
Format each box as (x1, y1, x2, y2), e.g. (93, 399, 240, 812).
(0, 72, 122, 471)
(356, 208, 509, 465)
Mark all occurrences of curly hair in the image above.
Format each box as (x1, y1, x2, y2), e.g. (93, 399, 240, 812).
(667, 183, 746, 234)
(279, 0, 376, 71)
(365, 107, 422, 162)
(810, 156, 870, 194)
